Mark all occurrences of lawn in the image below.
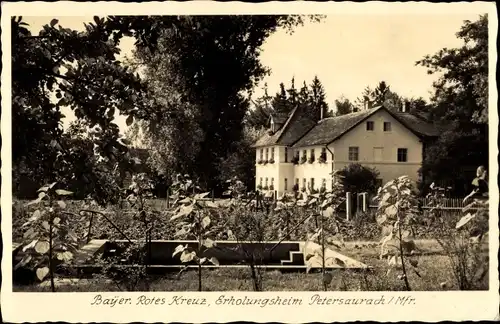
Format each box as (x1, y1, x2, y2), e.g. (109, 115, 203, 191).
(14, 244, 488, 292)
(12, 198, 489, 292)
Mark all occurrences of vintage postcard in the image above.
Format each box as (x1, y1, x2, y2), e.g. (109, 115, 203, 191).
(1, 1, 499, 322)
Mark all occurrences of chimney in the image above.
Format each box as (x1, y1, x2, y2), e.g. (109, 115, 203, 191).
(363, 96, 372, 110)
(401, 101, 408, 113)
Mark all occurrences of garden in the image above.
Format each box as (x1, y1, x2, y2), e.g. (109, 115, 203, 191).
(12, 171, 490, 292)
(10, 14, 490, 293)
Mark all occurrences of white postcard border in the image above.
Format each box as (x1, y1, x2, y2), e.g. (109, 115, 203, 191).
(2, 1, 499, 323)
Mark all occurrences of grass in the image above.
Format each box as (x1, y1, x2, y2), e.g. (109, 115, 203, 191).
(14, 248, 489, 292)
(12, 198, 488, 292)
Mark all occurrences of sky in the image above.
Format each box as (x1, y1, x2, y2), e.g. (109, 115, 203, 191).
(24, 14, 482, 133)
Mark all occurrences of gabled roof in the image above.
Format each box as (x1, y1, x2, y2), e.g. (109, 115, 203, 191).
(292, 106, 439, 148)
(292, 108, 379, 147)
(269, 112, 289, 125)
(253, 107, 317, 148)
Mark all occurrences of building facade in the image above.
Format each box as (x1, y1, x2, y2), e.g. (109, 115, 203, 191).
(253, 105, 439, 196)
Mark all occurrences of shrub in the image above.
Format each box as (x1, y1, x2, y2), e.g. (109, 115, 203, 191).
(338, 163, 380, 194)
(429, 166, 489, 290)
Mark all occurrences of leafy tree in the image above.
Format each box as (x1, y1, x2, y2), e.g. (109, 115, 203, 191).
(12, 16, 150, 201)
(217, 127, 266, 191)
(417, 14, 488, 124)
(334, 95, 355, 116)
(246, 83, 273, 129)
(355, 81, 403, 112)
(338, 163, 380, 195)
(130, 16, 321, 192)
(416, 14, 488, 195)
(354, 86, 374, 110)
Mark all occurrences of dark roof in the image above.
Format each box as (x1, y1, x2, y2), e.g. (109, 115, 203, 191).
(270, 113, 289, 125)
(253, 107, 317, 148)
(292, 108, 378, 147)
(292, 106, 439, 148)
(393, 112, 441, 137)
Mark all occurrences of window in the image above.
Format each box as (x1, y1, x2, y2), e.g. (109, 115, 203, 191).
(397, 148, 408, 162)
(265, 177, 268, 187)
(271, 177, 274, 186)
(348, 147, 359, 161)
(260, 178, 263, 186)
(302, 150, 307, 158)
(303, 178, 306, 188)
(265, 148, 269, 160)
(366, 121, 374, 131)
(271, 147, 275, 160)
(322, 178, 326, 186)
(384, 122, 391, 132)
(295, 178, 299, 185)
(260, 149, 263, 159)
(310, 149, 315, 159)
(285, 147, 288, 162)
(284, 178, 288, 190)
(310, 178, 315, 190)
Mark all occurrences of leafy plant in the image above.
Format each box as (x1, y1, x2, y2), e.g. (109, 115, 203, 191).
(170, 174, 220, 291)
(16, 182, 76, 292)
(308, 156, 315, 164)
(269, 158, 275, 164)
(318, 152, 327, 163)
(374, 175, 421, 291)
(291, 155, 299, 165)
(338, 163, 380, 195)
(432, 166, 489, 290)
(300, 171, 346, 291)
(300, 155, 307, 164)
(92, 173, 159, 291)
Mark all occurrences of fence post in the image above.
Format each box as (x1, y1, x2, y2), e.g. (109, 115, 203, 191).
(346, 192, 352, 221)
(361, 192, 367, 213)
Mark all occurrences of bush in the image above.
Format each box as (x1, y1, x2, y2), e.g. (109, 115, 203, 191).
(338, 163, 380, 194)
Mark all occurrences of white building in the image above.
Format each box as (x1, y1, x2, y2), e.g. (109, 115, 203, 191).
(253, 104, 439, 196)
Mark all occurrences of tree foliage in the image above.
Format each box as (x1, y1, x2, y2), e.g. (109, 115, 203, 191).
(416, 14, 488, 195)
(334, 95, 356, 116)
(338, 163, 380, 195)
(354, 81, 404, 112)
(12, 16, 156, 200)
(13, 15, 322, 198)
(129, 16, 321, 192)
